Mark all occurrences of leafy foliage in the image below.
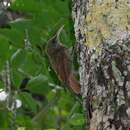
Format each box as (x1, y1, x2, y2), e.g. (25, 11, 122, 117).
(0, 0, 84, 129)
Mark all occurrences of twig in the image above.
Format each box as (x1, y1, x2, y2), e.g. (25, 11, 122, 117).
(24, 29, 32, 51)
(56, 108, 62, 130)
(3, 60, 17, 130)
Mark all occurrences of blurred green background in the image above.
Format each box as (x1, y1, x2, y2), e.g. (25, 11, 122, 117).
(0, 0, 85, 130)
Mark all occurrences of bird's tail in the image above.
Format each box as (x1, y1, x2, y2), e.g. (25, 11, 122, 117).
(68, 74, 81, 95)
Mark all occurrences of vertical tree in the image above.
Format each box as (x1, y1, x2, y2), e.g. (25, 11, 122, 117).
(72, 0, 130, 130)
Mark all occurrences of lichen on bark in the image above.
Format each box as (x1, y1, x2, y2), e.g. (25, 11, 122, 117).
(85, 0, 130, 49)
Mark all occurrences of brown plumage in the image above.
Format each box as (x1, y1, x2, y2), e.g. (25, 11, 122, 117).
(46, 26, 81, 95)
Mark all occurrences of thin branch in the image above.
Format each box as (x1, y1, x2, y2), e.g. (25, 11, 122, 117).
(3, 60, 17, 130)
(24, 29, 32, 51)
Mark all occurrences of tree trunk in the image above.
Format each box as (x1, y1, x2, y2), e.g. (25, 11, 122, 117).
(72, 0, 130, 130)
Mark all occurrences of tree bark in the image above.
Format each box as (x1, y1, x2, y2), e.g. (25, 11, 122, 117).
(72, 0, 130, 130)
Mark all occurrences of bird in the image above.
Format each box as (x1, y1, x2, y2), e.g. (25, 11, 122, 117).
(46, 26, 81, 95)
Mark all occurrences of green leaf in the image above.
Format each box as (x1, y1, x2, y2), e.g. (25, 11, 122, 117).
(10, 20, 43, 46)
(19, 52, 42, 76)
(11, 68, 25, 89)
(44, 129, 56, 130)
(11, 49, 26, 68)
(10, 0, 43, 13)
(16, 114, 32, 127)
(19, 92, 37, 113)
(17, 127, 25, 130)
(28, 74, 49, 95)
(0, 28, 24, 47)
(0, 36, 10, 70)
(63, 126, 84, 130)
(69, 113, 85, 126)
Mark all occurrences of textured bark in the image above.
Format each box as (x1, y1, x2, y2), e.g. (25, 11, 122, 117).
(72, 0, 94, 129)
(72, 0, 130, 130)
